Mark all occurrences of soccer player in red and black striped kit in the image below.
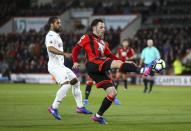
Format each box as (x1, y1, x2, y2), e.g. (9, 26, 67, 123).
(72, 19, 156, 124)
(83, 71, 121, 106)
(115, 39, 136, 90)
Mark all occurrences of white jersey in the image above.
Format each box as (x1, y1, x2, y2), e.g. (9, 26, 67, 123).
(45, 30, 64, 65)
(45, 30, 77, 85)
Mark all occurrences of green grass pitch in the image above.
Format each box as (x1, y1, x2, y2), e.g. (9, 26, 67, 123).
(0, 83, 191, 131)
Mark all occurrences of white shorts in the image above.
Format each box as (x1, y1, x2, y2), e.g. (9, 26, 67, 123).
(48, 63, 76, 85)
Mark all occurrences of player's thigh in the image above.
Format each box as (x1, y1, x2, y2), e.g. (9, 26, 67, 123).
(115, 71, 121, 79)
(64, 67, 77, 81)
(88, 72, 113, 89)
(86, 60, 112, 73)
(122, 73, 127, 79)
(86, 62, 99, 73)
(48, 65, 69, 85)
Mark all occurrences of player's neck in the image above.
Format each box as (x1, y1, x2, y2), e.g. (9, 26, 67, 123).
(49, 27, 60, 34)
(92, 32, 100, 38)
(49, 29, 55, 32)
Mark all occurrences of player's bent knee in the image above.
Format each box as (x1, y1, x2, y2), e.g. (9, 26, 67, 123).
(70, 78, 78, 85)
(72, 86, 82, 96)
(86, 81, 94, 86)
(61, 81, 70, 86)
(109, 90, 117, 98)
(114, 91, 117, 97)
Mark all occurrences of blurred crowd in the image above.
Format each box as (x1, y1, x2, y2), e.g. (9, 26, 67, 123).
(1, 0, 191, 25)
(0, 0, 70, 26)
(1, 26, 190, 74)
(75, 0, 191, 24)
(130, 27, 191, 74)
(0, 28, 120, 73)
(0, 0, 191, 75)
(0, 30, 47, 73)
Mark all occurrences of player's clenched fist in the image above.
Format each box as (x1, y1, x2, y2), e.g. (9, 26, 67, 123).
(72, 62, 80, 69)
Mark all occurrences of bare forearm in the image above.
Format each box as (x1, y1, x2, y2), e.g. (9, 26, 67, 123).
(48, 46, 64, 56)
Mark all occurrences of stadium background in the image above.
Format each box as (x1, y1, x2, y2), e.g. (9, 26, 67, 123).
(0, 0, 191, 131)
(0, 0, 191, 85)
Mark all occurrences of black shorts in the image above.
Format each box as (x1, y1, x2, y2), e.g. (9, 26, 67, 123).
(86, 60, 113, 89)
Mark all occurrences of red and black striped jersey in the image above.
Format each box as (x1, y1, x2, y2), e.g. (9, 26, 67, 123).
(72, 33, 121, 64)
(117, 47, 135, 62)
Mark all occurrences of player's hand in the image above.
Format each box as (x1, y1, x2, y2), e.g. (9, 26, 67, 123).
(64, 52, 72, 58)
(72, 62, 80, 69)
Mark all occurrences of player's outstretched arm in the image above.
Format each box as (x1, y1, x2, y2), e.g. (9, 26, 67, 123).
(48, 46, 71, 57)
(72, 44, 82, 69)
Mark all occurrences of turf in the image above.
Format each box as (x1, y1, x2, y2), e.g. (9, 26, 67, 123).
(0, 83, 191, 131)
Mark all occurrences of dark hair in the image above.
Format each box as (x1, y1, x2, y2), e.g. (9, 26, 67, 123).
(90, 19, 104, 30)
(44, 16, 59, 32)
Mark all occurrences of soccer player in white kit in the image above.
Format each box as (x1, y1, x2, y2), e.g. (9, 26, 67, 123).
(45, 16, 92, 120)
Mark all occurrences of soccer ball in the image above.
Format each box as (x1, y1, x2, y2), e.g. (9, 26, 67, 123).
(153, 59, 166, 72)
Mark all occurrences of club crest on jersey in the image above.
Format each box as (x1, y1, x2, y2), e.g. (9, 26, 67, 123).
(121, 51, 127, 56)
(98, 40, 105, 56)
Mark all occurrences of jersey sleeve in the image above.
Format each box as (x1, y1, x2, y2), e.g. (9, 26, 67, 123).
(131, 48, 135, 55)
(129, 48, 135, 57)
(45, 34, 55, 47)
(104, 42, 123, 61)
(77, 34, 89, 48)
(117, 48, 121, 56)
(72, 44, 82, 63)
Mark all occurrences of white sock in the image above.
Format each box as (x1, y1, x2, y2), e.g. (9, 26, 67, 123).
(72, 81, 84, 108)
(52, 84, 71, 109)
(96, 113, 101, 118)
(140, 67, 144, 74)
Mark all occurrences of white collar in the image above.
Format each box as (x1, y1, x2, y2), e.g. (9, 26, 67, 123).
(49, 30, 59, 36)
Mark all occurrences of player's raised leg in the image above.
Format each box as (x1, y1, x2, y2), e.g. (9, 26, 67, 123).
(110, 59, 158, 76)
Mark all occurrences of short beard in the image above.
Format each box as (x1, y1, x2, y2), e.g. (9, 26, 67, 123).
(54, 27, 62, 33)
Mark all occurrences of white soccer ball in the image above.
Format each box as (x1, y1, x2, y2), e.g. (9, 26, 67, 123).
(153, 59, 166, 72)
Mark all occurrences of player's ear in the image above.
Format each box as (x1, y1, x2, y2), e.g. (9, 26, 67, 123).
(93, 26, 96, 31)
(50, 23, 53, 28)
